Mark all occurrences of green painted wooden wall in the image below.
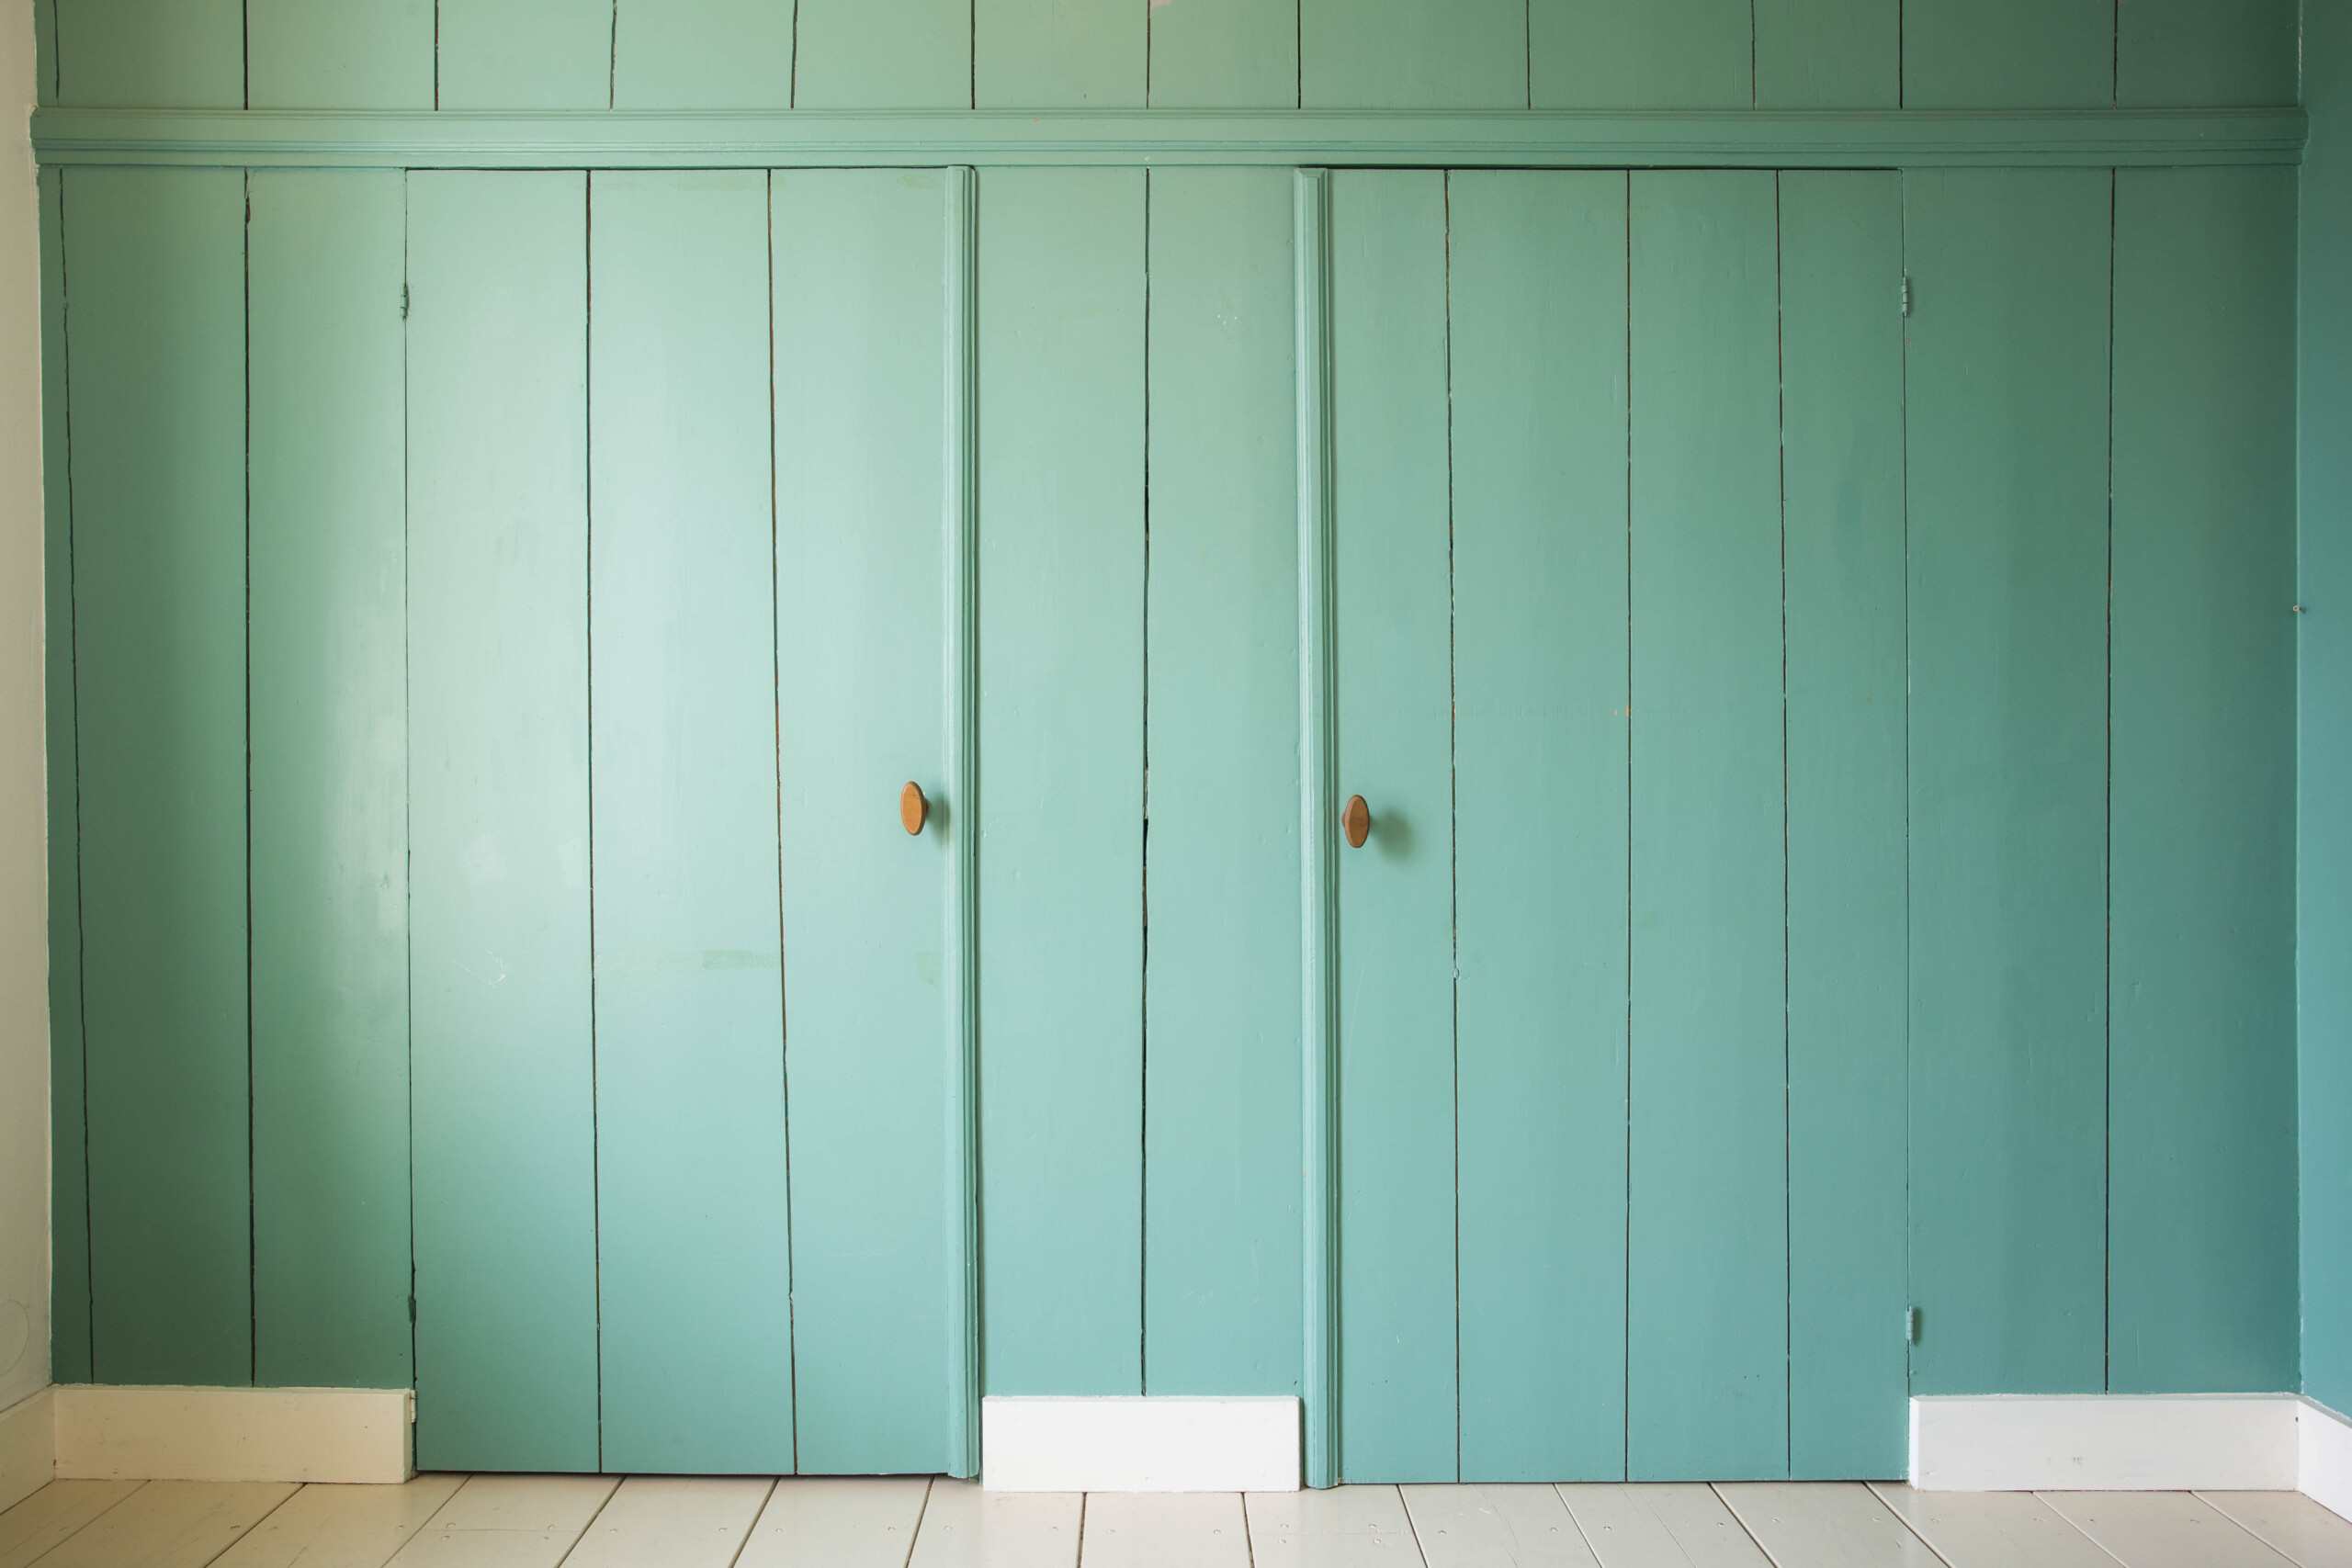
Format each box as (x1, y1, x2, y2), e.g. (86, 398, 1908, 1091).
(39, 0, 2299, 1485)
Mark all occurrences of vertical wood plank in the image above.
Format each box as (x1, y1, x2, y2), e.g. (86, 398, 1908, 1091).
(40, 166, 89, 1385)
(2109, 166, 2298, 1394)
(1904, 167, 2111, 1398)
(1302, 0, 1524, 107)
(247, 0, 435, 108)
(1903, 0, 2114, 107)
(406, 169, 598, 1472)
(1779, 170, 1908, 1478)
(1149, 0, 1296, 107)
(1531, 0, 1750, 108)
(51, 0, 242, 107)
(588, 168, 794, 1475)
(975, 0, 1144, 106)
(1449, 169, 1628, 1484)
(2119, 0, 2298, 107)
(613, 0, 793, 107)
(247, 170, 413, 1392)
(773, 167, 960, 1476)
(1142, 166, 1302, 1398)
(1755, 0, 1898, 107)
(1329, 168, 1453, 1484)
(791, 0, 969, 107)
(64, 166, 249, 1388)
(436, 0, 614, 108)
(1626, 168, 1786, 1482)
(977, 166, 1146, 1396)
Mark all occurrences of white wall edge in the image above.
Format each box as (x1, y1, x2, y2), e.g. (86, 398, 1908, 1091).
(979, 1396, 1300, 1492)
(2301, 1397, 2352, 1522)
(0, 1385, 53, 1512)
(51, 1384, 413, 1484)
(1909, 1394, 2299, 1493)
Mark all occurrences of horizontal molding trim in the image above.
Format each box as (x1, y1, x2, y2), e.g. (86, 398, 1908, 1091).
(52, 1385, 413, 1484)
(0, 1387, 54, 1514)
(1910, 1394, 2299, 1492)
(29, 107, 2306, 170)
(980, 1396, 1301, 1492)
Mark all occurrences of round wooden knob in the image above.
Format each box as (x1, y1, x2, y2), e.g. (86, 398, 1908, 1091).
(900, 782, 928, 836)
(1341, 795, 1370, 849)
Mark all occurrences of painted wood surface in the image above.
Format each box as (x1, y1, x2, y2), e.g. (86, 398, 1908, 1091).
(1624, 169, 1786, 1481)
(1402, 1483, 1600, 1567)
(247, 170, 413, 1393)
(1143, 167, 1302, 1399)
(387, 1475, 616, 1566)
(1448, 169, 1628, 1484)
(52, 0, 242, 107)
(1755, 0, 1897, 107)
(736, 1480, 932, 1568)
(1903, 0, 2114, 107)
(64, 167, 250, 1388)
(1532, 0, 1748, 109)
(435, 0, 613, 108)
(1082, 1492, 1251, 1568)
(792, 0, 971, 107)
(1329, 169, 1454, 1484)
(35, 1484, 296, 1568)
(1556, 1483, 1772, 1567)
(1149, 0, 1296, 107)
(2119, 0, 2299, 107)
(2108, 165, 2299, 1394)
(1245, 1485, 1418, 1567)
(904, 1483, 1081, 1568)
(773, 167, 961, 1475)
(405, 170, 599, 1472)
(40, 164, 89, 1387)
(977, 0, 1145, 106)
(2203, 1491, 2352, 1567)
(587, 168, 795, 1476)
(247, 0, 435, 108)
(0, 1482, 140, 1568)
(2041, 1492, 2300, 1568)
(562, 1477, 772, 1568)
(210, 1476, 467, 1568)
(1302, 0, 1525, 107)
(1903, 167, 2111, 1399)
(1717, 1483, 1943, 1567)
(612, 0, 794, 108)
(977, 166, 1147, 1397)
(1777, 170, 1907, 1479)
(1867, 1484, 2127, 1568)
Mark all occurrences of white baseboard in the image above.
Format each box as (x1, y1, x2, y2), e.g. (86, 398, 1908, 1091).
(980, 1396, 1299, 1492)
(51, 1385, 413, 1484)
(1910, 1394, 2299, 1493)
(0, 1386, 54, 1512)
(2301, 1399, 2352, 1522)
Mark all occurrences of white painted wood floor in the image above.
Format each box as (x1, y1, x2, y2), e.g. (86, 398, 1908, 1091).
(4, 1473, 2348, 1568)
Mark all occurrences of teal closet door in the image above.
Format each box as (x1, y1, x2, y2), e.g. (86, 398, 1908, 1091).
(1450, 169, 1631, 1485)
(1329, 169, 1456, 1484)
(407, 171, 600, 1472)
(589, 169, 795, 1476)
(1625, 169, 1788, 1482)
(775, 167, 966, 1476)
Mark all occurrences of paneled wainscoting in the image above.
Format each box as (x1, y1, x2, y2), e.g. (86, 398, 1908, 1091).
(2, 1474, 2349, 1568)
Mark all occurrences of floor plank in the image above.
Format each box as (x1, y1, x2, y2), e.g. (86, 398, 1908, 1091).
(0, 1479, 144, 1568)
(213, 1476, 468, 1567)
(561, 1477, 773, 1567)
(737, 1478, 932, 1568)
(2202, 1494, 2352, 1568)
(35, 1481, 299, 1568)
(384, 1475, 617, 1566)
(1403, 1483, 1600, 1567)
(1079, 1492, 1250, 1568)
(1245, 1486, 1422, 1567)
(1559, 1484, 1771, 1568)
(1714, 1484, 1941, 1568)
(2041, 1492, 2293, 1568)
(905, 1483, 1080, 1568)
(1867, 1484, 2117, 1568)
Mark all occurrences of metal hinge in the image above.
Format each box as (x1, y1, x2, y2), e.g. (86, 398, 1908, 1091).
(1905, 1306, 1919, 1343)
(1900, 276, 1911, 317)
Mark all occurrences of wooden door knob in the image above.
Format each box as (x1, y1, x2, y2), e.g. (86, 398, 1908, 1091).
(1341, 795, 1370, 849)
(901, 782, 928, 836)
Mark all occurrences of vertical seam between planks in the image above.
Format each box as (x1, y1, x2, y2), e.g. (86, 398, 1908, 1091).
(898, 1477, 935, 1568)
(1772, 167, 1791, 1476)
(243, 164, 257, 1387)
(2102, 164, 2117, 1392)
(1897, 171, 1914, 1404)
(401, 169, 419, 1421)
(242, 0, 248, 107)
(583, 172, 605, 1470)
(431, 0, 438, 109)
(1620, 166, 1634, 1483)
(945, 165, 984, 1476)
(1523, 0, 1532, 108)
(607, 0, 618, 108)
(766, 168, 801, 1476)
(1441, 166, 1462, 1483)
(1138, 165, 1152, 1396)
(788, 0, 799, 107)
(58, 168, 96, 1375)
(1749, 0, 1757, 107)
